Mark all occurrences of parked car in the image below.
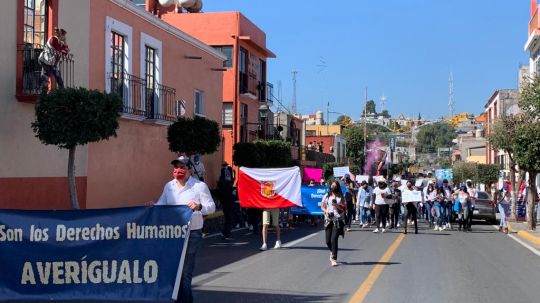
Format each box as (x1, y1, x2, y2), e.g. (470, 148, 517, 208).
(472, 191, 496, 223)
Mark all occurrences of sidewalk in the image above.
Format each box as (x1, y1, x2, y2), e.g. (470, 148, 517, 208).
(507, 222, 540, 251)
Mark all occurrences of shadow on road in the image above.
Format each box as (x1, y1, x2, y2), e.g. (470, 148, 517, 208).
(340, 261, 401, 266)
(193, 288, 344, 303)
(285, 246, 360, 251)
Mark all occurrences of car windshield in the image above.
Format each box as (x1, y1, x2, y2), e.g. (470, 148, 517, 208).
(477, 192, 490, 200)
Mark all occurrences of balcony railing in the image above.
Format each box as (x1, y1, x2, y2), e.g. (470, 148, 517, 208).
(17, 43, 75, 96)
(108, 72, 178, 122)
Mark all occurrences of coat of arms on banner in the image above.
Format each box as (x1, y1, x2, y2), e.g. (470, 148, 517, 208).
(261, 181, 276, 198)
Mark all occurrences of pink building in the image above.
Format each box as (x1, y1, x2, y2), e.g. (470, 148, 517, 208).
(1, 0, 225, 209)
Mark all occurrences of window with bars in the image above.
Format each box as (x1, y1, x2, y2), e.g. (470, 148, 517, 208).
(24, 0, 48, 46)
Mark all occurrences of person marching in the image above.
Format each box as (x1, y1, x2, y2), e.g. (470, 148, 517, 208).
(496, 183, 511, 234)
(433, 182, 447, 231)
(373, 178, 391, 233)
(388, 180, 402, 229)
(402, 180, 419, 234)
(453, 185, 471, 232)
(343, 175, 356, 232)
(442, 179, 453, 230)
(423, 181, 436, 228)
(465, 179, 477, 231)
(321, 181, 346, 266)
(357, 181, 373, 228)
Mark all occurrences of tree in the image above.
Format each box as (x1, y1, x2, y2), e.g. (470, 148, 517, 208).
(416, 122, 456, 153)
(332, 115, 352, 127)
(381, 109, 390, 118)
(363, 100, 376, 115)
(515, 76, 540, 230)
(343, 126, 365, 166)
(168, 116, 220, 157)
(452, 162, 477, 185)
(233, 140, 292, 168)
(476, 164, 500, 190)
(488, 115, 521, 219)
(31, 88, 123, 209)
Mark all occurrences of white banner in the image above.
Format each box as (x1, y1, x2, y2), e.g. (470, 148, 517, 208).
(402, 190, 422, 203)
(332, 166, 350, 178)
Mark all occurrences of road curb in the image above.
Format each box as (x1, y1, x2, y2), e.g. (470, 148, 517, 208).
(508, 223, 540, 246)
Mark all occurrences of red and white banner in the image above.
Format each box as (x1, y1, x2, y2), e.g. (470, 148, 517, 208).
(238, 167, 302, 209)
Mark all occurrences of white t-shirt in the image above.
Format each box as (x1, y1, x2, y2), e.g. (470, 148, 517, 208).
(322, 194, 344, 219)
(467, 187, 478, 206)
(373, 187, 392, 205)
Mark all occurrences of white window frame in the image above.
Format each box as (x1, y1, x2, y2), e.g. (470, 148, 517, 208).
(140, 33, 162, 115)
(105, 16, 132, 93)
(194, 90, 205, 117)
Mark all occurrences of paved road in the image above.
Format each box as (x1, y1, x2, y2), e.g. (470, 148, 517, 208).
(193, 221, 540, 303)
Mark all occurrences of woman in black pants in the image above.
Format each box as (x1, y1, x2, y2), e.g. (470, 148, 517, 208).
(373, 178, 391, 233)
(344, 179, 356, 232)
(321, 181, 346, 267)
(402, 181, 418, 234)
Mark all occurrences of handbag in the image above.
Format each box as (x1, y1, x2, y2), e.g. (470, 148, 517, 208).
(38, 44, 57, 66)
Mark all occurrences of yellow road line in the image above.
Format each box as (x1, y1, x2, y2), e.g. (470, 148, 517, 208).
(508, 223, 540, 246)
(348, 234, 405, 303)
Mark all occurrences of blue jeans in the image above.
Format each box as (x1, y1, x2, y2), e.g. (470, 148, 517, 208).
(425, 202, 434, 225)
(177, 229, 203, 303)
(359, 207, 370, 225)
(498, 203, 510, 227)
(434, 202, 443, 226)
(445, 202, 453, 225)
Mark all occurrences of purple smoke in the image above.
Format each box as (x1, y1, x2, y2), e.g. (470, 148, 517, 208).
(363, 139, 384, 175)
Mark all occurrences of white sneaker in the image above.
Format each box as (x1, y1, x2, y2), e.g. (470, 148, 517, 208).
(434, 225, 439, 231)
(397, 222, 401, 228)
(259, 243, 267, 251)
(381, 228, 386, 233)
(363, 224, 368, 228)
(386, 222, 390, 228)
(442, 225, 447, 230)
(274, 240, 282, 249)
(373, 228, 379, 233)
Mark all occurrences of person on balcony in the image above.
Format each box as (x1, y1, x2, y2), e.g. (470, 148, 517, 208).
(39, 27, 69, 89)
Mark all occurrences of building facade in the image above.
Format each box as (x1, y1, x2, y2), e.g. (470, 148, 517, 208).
(157, 7, 275, 167)
(1, 0, 224, 209)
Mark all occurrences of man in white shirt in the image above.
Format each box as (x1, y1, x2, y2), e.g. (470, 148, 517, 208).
(466, 179, 477, 231)
(155, 156, 215, 303)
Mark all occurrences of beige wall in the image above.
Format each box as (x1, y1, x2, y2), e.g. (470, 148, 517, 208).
(58, 0, 90, 89)
(0, 0, 87, 179)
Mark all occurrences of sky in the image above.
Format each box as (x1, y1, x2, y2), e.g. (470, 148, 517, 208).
(202, 0, 530, 122)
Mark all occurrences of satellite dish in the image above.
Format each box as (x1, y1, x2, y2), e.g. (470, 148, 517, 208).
(177, 0, 196, 8)
(186, 0, 203, 12)
(158, 0, 176, 7)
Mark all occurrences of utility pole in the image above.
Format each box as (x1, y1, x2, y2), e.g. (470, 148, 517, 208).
(363, 88, 368, 173)
(326, 101, 330, 135)
(291, 70, 298, 115)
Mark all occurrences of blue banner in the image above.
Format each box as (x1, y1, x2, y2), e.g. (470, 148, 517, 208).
(0, 206, 192, 302)
(291, 186, 327, 215)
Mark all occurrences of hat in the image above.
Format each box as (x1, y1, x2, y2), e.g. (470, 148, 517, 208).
(360, 180, 367, 185)
(502, 184, 509, 191)
(378, 178, 387, 183)
(460, 185, 467, 190)
(466, 179, 472, 184)
(344, 173, 350, 179)
(171, 156, 191, 167)
(437, 181, 443, 187)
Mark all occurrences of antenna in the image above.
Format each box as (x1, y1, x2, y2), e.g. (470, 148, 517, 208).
(449, 72, 455, 117)
(380, 94, 387, 112)
(291, 70, 298, 115)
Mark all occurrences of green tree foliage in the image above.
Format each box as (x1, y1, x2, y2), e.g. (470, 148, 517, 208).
(452, 162, 478, 185)
(381, 109, 390, 118)
(476, 164, 500, 188)
(416, 122, 456, 153)
(516, 76, 540, 229)
(349, 165, 360, 176)
(168, 116, 220, 156)
(363, 100, 376, 115)
(322, 162, 341, 182)
(332, 115, 352, 127)
(343, 124, 391, 167)
(233, 140, 292, 168)
(31, 88, 123, 209)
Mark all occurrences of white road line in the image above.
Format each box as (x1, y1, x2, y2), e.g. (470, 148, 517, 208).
(282, 232, 320, 248)
(492, 225, 540, 257)
(204, 227, 247, 239)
